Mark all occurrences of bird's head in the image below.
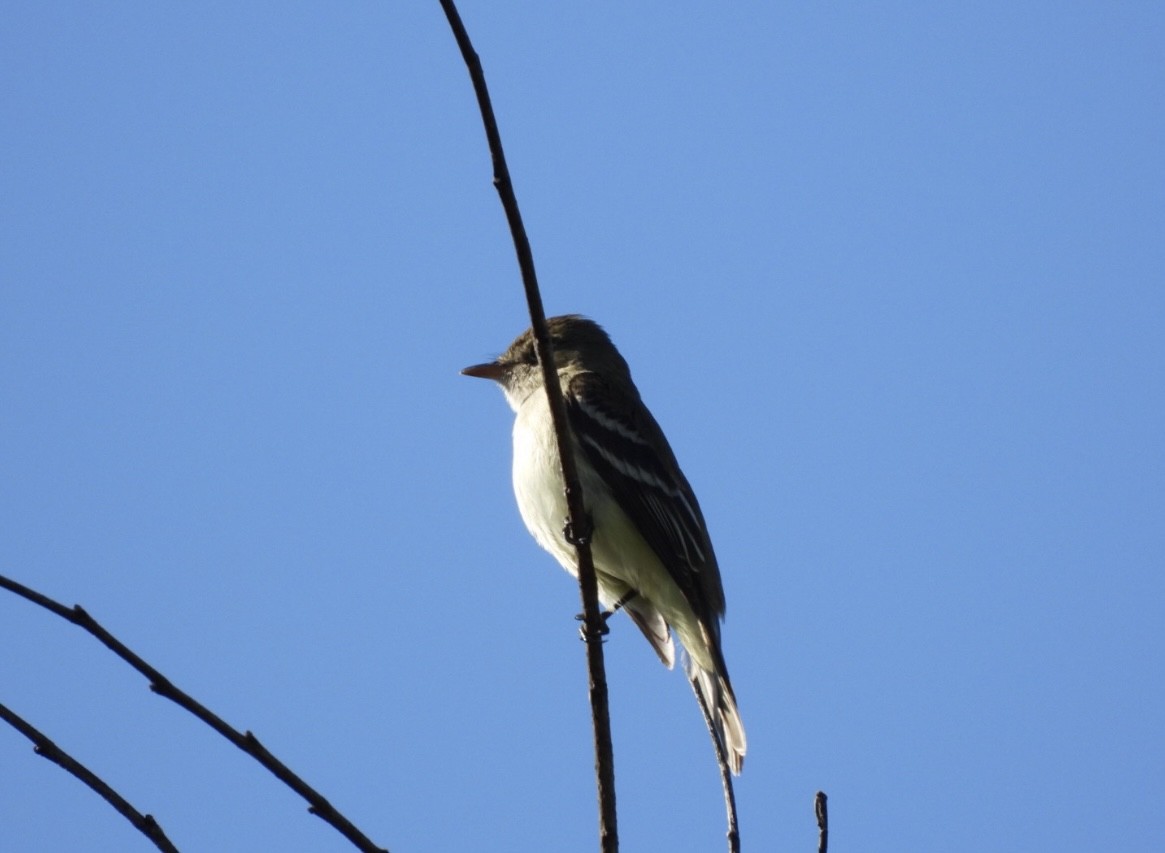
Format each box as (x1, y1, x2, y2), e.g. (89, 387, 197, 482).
(462, 315, 631, 410)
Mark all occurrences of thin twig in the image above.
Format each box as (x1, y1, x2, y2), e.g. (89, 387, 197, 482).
(436, 2, 619, 851)
(0, 700, 181, 852)
(0, 573, 389, 853)
(815, 790, 828, 853)
(687, 673, 739, 853)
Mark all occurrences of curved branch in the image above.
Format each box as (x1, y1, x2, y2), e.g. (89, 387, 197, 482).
(0, 573, 389, 853)
(436, 2, 618, 850)
(687, 673, 740, 852)
(0, 700, 180, 852)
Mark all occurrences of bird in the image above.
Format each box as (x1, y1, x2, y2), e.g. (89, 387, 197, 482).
(462, 314, 746, 774)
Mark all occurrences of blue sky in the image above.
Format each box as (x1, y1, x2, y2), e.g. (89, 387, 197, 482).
(3, 3, 1162, 851)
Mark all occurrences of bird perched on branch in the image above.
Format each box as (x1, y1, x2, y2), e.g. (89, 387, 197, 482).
(463, 315, 746, 774)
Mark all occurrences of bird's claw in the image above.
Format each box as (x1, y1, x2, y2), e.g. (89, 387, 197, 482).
(575, 609, 614, 642)
(562, 514, 594, 547)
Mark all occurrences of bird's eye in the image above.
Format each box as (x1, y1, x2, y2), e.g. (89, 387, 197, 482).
(522, 347, 538, 366)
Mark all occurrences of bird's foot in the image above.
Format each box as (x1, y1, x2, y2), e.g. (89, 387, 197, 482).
(574, 591, 637, 641)
(575, 609, 613, 641)
(562, 513, 594, 547)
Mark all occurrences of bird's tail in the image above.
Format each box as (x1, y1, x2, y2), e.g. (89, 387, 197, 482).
(685, 654, 747, 775)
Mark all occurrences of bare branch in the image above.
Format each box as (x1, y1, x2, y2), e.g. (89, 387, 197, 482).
(436, 2, 618, 850)
(0, 573, 389, 853)
(687, 674, 740, 853)
(815, 790, 829, 853)
(0, 700, 180, 852)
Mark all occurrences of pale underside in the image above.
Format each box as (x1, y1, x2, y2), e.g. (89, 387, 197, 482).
(510, 388, 718, 674)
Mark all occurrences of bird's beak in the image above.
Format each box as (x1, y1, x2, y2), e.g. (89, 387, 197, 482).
(461, 360, 507, 381)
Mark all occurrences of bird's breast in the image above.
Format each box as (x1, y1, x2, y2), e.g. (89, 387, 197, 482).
(511, 394, 575, 568)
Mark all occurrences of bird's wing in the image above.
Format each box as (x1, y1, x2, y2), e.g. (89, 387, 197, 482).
(564, 371, 725, 622)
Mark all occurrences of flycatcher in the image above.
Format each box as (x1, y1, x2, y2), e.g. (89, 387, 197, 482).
(463, 314, 746, 774)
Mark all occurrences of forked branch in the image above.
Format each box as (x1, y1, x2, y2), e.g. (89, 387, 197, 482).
(0, 573, 389, 853)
